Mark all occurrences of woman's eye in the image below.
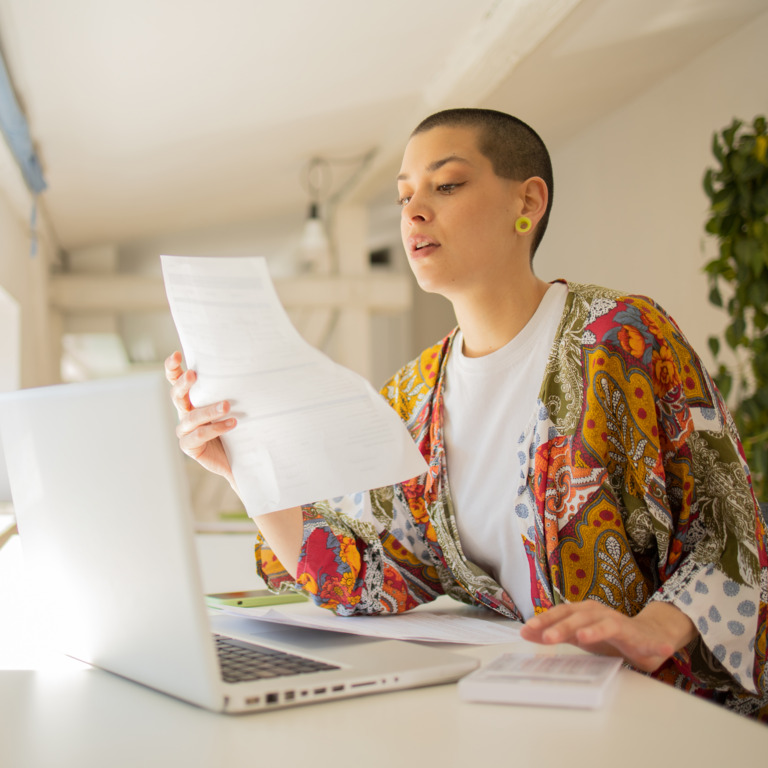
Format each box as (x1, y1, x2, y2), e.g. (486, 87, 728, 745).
(397, 181, 464, 206)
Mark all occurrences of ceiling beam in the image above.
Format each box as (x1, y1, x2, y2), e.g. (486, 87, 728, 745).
(0, 48, 45, 195)
(48, 273, 414, 314)
(345, 0, 585, 205)
(423, 0, 584, 110)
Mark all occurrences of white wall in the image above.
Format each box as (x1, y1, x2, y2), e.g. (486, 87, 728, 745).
(538, 10, 768, 374)
(0, 285, 19, 392)
(0, 164, 59, 388)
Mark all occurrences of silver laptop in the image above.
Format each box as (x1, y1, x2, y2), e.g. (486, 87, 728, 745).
(0, 373, 477, 713)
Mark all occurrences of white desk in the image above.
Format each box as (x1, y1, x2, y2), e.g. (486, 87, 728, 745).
(1, 533, 766, 767)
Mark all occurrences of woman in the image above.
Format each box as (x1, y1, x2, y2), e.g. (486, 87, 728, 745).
(167, 108, 768, 720)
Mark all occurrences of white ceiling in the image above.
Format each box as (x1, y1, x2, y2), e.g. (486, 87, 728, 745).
(0, 0, 765, 251)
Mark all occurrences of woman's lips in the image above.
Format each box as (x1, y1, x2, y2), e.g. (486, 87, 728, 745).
(407, 236, 440, 258)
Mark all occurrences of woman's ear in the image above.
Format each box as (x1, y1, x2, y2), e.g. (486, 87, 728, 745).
(518, 176, 548, 225)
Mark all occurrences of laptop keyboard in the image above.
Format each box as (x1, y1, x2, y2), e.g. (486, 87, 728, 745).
(214, 634, 340, 684)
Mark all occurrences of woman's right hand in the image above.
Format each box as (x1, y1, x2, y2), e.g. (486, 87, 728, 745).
(164, 351, 237, 488)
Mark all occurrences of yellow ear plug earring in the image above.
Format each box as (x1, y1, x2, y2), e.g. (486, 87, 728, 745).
(515, 216, 532, 234)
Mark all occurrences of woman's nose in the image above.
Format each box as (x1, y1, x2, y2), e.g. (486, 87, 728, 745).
(402, 193, 430, 223)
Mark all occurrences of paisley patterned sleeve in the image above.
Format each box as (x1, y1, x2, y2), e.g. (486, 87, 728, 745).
(253, 339, 452, 615)
(254, 487, 444, 615)
(579, 290, 767, 701)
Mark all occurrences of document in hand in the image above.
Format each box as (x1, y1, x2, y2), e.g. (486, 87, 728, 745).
(160, 255, 428, 517)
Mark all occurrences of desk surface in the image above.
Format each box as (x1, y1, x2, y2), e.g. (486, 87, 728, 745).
(1, 533, 766, 767)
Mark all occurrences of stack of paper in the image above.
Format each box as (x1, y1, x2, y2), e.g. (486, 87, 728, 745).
(222, 605, 523, 645)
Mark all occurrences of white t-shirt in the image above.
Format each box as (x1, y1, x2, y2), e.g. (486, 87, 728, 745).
(442, 282, 568, 619)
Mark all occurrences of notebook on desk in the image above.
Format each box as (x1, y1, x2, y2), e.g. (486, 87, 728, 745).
(0, 373, 476, 713)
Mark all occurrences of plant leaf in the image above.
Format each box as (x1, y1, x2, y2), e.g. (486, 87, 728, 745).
(712, 131, 725, 164)
(723, 119, 743, 148)
(703, 168, 716, 199)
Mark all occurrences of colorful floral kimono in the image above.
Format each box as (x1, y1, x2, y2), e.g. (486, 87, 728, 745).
(255, 282, 768, 720)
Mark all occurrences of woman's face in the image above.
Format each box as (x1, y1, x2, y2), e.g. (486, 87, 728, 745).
(397, 125, 523, 301)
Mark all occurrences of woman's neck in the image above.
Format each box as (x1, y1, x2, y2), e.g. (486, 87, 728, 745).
(453, 272, 551, 358)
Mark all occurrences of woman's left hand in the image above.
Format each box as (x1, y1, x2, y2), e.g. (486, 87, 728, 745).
(519, 600, 697, 673)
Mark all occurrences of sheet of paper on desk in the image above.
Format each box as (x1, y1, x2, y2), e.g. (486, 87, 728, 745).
(222, 606, 523, 645)
(161, 254, 428, 517)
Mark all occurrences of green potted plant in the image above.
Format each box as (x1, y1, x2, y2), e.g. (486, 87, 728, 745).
(703, 114, 768, 502)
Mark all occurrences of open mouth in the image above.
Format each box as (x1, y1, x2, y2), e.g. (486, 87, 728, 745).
(409, 237, 439, 256)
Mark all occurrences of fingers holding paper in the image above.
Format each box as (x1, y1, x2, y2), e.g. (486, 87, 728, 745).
(165, 350, 195, 415)
(164, 351, 237, 486)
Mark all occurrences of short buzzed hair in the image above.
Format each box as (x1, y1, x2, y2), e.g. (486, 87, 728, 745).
(412, 108, 554, 257)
